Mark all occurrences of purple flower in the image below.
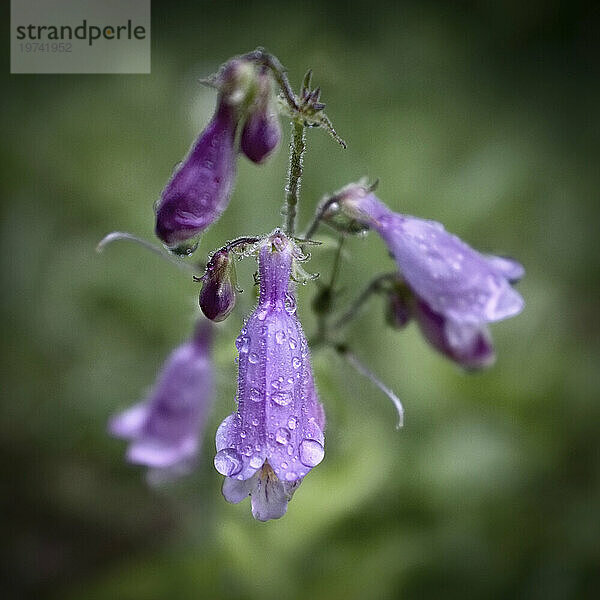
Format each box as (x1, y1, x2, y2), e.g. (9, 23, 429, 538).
(240, 69, 282, 164)
(154, 97, 238, 250)
(214, 231, 325, 521)
(154, 59, 258, 251)
(324, 183, 524, 365)
(326, 183, 524, 323)
(198, 249, 237, 322)
(109, 321, 214, 482)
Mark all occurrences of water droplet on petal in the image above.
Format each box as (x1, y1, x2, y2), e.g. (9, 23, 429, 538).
(249, 388, 262, 402)
(214, 448, 243, 477)
(285, 471, 297, 481)
(289, 337, 297, 349)
(287, 445, 294, 455)
(275, 427, 291, 445)
(242, 445, 253, 456)
(249, 454, 263, 469)
(281, 462, 288, 469)
(252, 418, 259, 426)
(287, 417, 297, 430)
(248, 352, 259, 364)
(275, 330, 286, 344)
(292, 357, 301, 369)
(272, 391, 293, 406)
(235, 335, 249, 354)
(299, 439, 325, 467)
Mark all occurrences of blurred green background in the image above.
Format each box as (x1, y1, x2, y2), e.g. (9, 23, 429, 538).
(2, 1, 599, 598)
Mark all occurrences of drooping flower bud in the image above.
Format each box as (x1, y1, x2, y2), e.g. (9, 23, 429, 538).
(199, 249, 237, 322)
(240, 69, 282, 164)
(214, 231, 325, 521)
(109, 321, 214, 482)
(154, 59, 257, 253)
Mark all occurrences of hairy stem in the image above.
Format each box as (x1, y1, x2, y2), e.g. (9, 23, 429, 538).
(283, 119, 306, 235)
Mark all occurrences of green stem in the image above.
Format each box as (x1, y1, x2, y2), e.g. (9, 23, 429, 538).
(283, 119, 306, 235)
(333, 272, 396, 329)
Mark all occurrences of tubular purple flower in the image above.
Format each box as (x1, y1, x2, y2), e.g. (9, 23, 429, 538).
(214, 231, 325, 521)
(199, 249, 237, 322)
(155, 59, 257, 251)
(325, 183, 525, 327)
(240, 69, 282, 164)
(154, 98, 238, 250)
(109, 321, 214, 481)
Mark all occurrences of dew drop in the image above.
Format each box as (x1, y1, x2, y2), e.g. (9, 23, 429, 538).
(248, 352, 259, 364)
(235, 335, 249, 354)
(288, 337, 297, 350)
(214, 448, 243, 477)
(287, 445, 294, 455)
(249, 454, 263, 469)
(292, 357, 301, 369)
(287, 417, 297, 430)
(272, 391, 293, 406)
(281, 462, 288, 469)
(249, 388, 262, 402)
(275, 330, 286, 344)
(252, 418, 259, 426)
(299, 439, 325, 467)
(275, 427, 291, 445)
(242, 445, 253, 456)
(285, 471, 297, 481)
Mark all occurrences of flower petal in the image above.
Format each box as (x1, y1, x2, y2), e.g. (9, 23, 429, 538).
(222, 472, 258, 504)
(108, 401, 150, 439)
(414, 298, 496, 369)
(250, 466, 301, 522)
(485, 255, 525, 283)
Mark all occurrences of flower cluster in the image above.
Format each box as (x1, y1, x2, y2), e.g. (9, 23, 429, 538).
(155, 58, 282, 253)
(103, 50, 524, 521)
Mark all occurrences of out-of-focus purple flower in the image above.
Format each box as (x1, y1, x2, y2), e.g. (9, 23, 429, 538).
(324, 182, 525, 326)
(155, 59, 257, 251)
(240, 69, 282, 164)
(199, 249, 237, 322)
(214, 231, 325, 521)
(109, 321, 214, 482)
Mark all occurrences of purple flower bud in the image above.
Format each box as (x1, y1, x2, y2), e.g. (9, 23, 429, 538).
(109, 321, 214, 481)
(240, 70, 282, 164)
(214, 231, 325, 521)
(330, 183, 525, 326)
(154, 97, 238, 251)
(199, 249, 237, 322)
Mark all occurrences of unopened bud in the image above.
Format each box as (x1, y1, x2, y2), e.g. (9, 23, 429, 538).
(199, 249, 237, 322)
(241, 70, 282, 163)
